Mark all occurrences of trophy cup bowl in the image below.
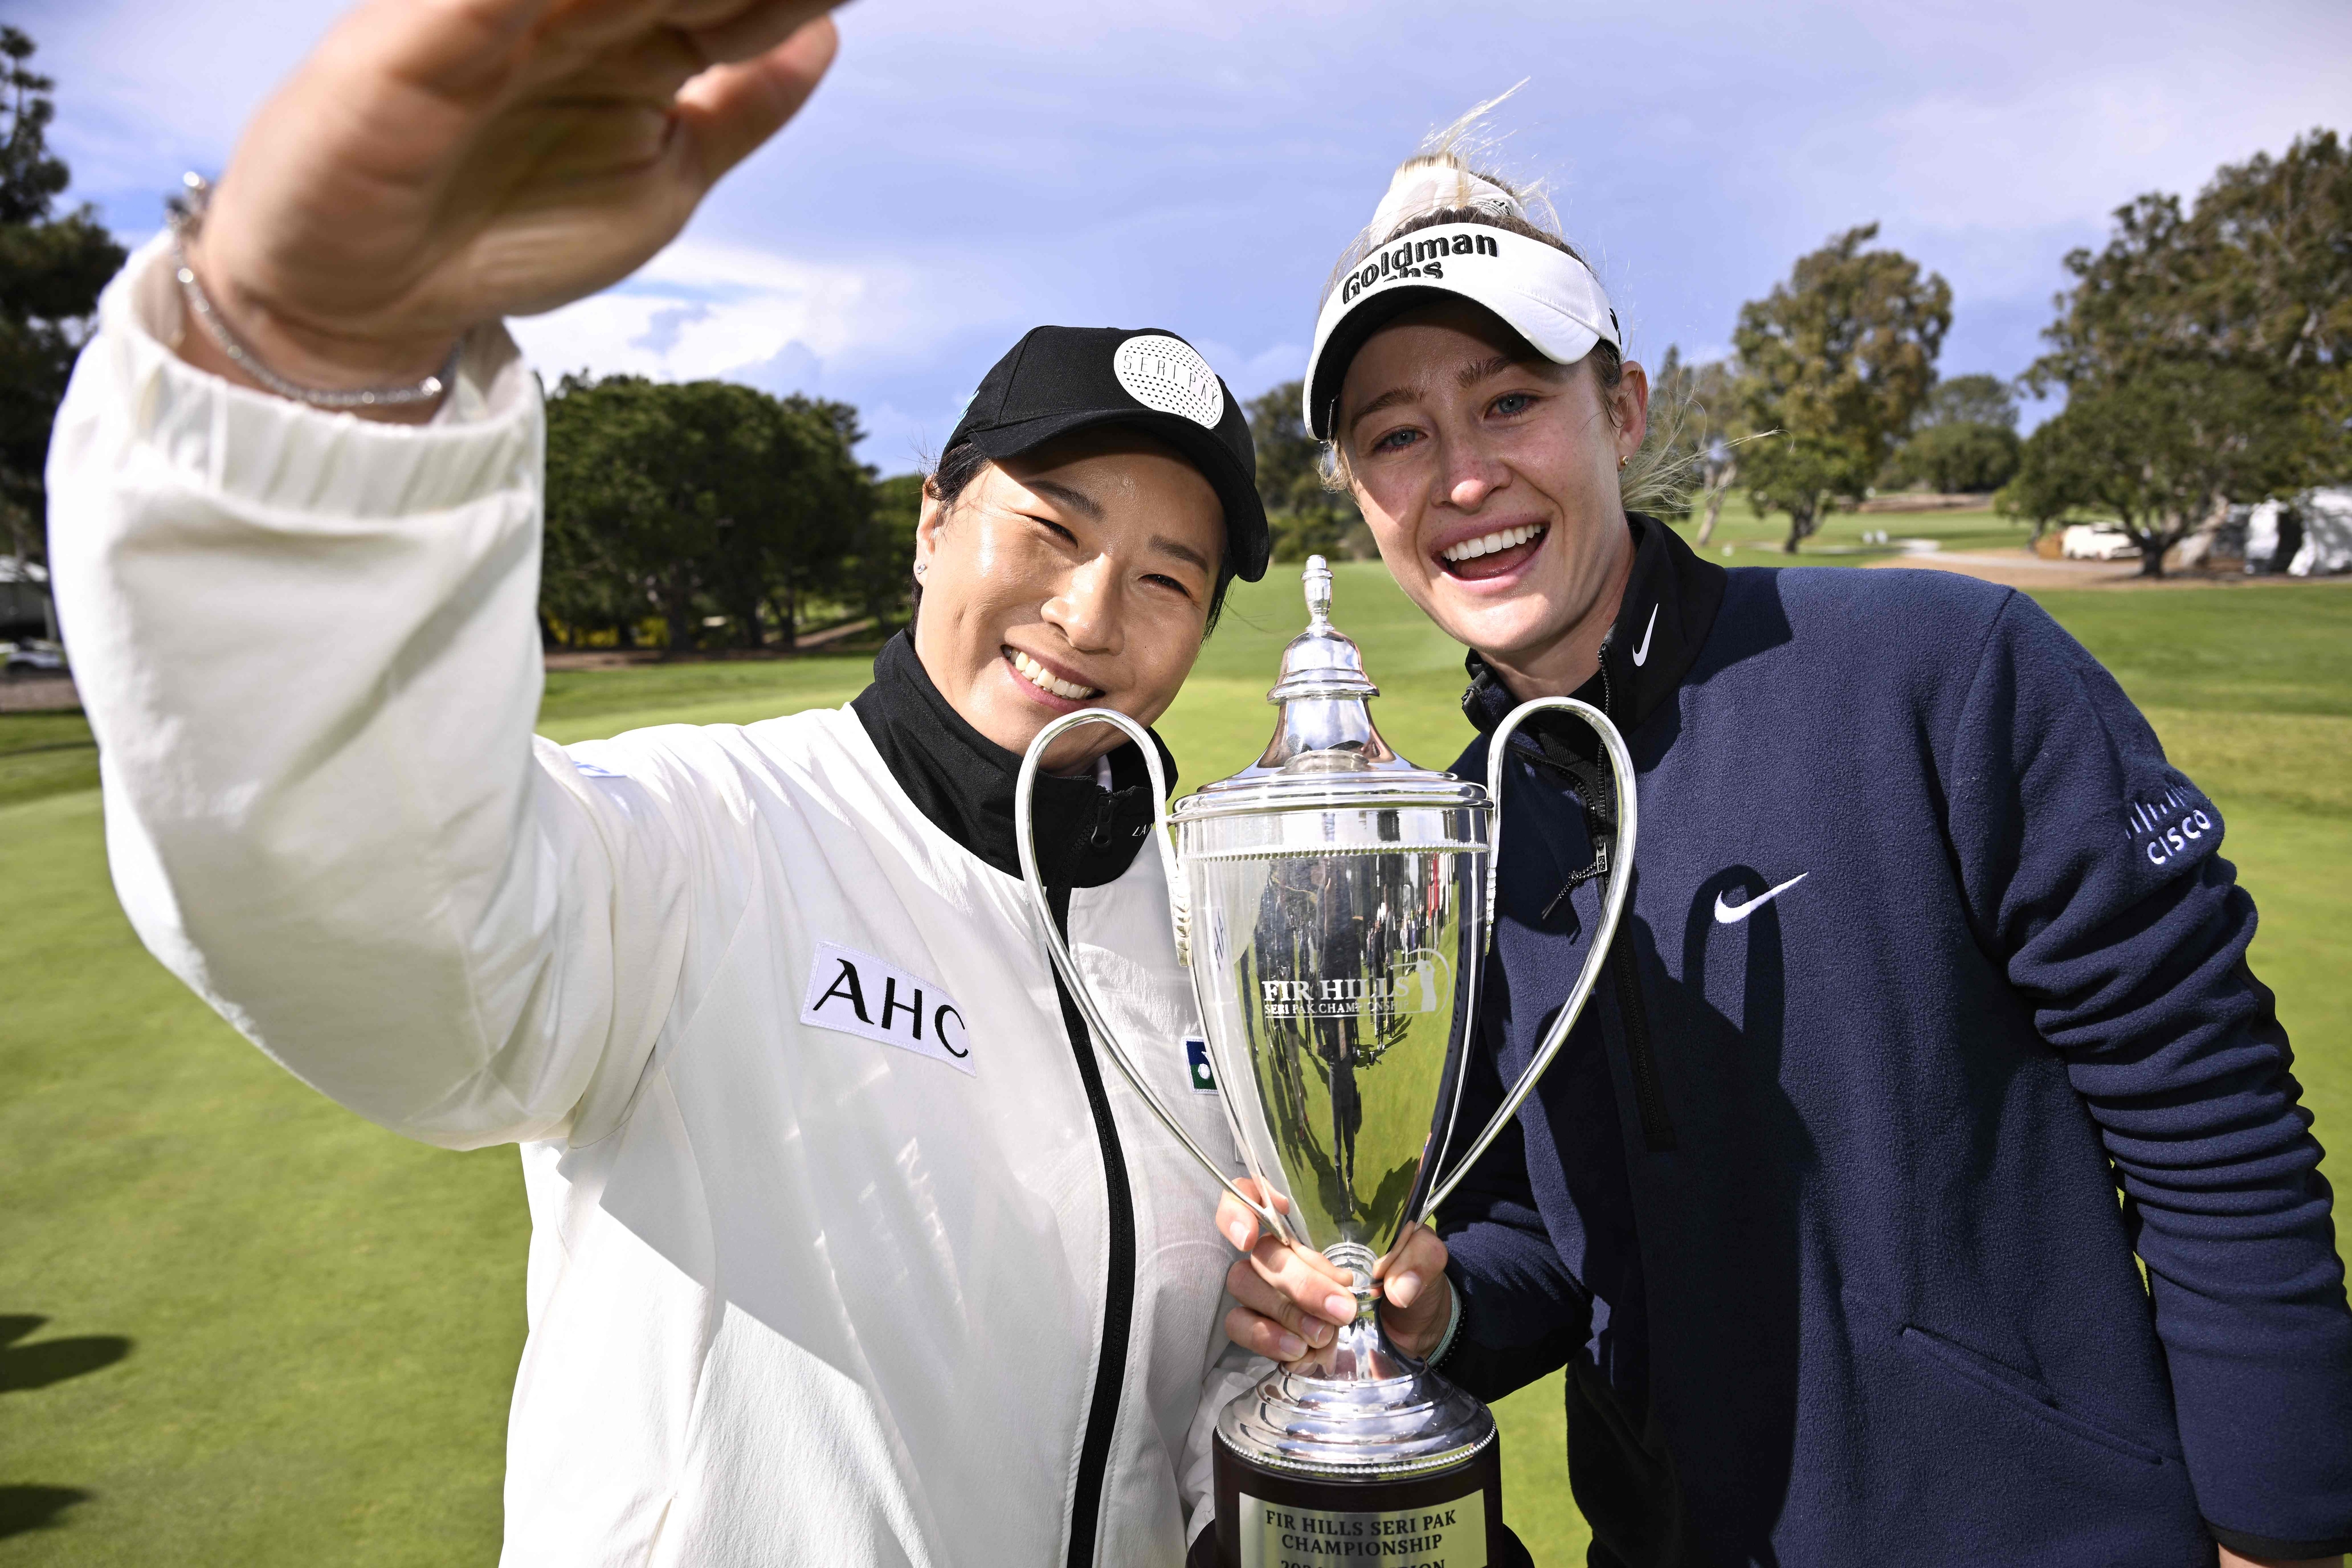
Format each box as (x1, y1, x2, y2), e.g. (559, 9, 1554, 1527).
(1015, 557, 1638, 1568)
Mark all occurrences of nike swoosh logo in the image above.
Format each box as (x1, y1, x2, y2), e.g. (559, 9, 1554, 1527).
(1630, 603, 1659, 666)
(1714, 872, 1808, 924)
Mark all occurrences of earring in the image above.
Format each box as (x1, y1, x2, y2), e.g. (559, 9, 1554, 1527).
(913, 560, 928, 579)
(1618, 454, 1629, 470)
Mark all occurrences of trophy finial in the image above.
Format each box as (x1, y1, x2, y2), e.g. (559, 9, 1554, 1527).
(1267, 554, 1375, 706)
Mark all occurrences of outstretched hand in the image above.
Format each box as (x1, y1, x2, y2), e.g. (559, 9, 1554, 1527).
(182, 0, 841, 410)
(1217, 1180, 1454, 1363)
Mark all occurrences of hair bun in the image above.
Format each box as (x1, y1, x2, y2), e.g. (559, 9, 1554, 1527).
(1365, 155, 1524, 246)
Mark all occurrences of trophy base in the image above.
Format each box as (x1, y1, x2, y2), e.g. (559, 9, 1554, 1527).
(1210, 1314, 1513, 1568)
(1211, 1430, 1508, 1568)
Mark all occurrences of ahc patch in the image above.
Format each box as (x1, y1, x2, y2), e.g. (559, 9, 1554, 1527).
(1185, 1038, 1218, 1094)
(1112, 334, 1224, 430)
(800, 941, 973, 1076)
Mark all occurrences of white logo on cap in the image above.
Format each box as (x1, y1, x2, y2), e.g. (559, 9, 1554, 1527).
(1112, 335, 1224, 430)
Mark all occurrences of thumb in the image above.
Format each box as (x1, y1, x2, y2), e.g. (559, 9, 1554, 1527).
(677, 12, 841, 188)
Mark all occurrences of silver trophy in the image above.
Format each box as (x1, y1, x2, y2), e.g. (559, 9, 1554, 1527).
(1017, 557, 1636, 1567)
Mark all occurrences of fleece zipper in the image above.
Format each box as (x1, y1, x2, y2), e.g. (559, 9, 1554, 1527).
(1046, 884, 1137, 1568)
(1566, 659, 1677, 1155)
(1485, 647, 1684, 1154)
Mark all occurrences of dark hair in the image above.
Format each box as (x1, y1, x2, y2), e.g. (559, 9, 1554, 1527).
(913, 439, 1237, 634)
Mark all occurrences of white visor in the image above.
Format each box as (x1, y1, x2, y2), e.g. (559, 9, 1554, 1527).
(1302, 222, 1620, 440)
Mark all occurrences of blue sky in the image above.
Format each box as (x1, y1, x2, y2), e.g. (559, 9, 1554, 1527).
(23, 0, 2351, 470)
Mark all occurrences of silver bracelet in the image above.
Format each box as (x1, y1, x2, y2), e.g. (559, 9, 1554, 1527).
(165, 173, 462, 411)
(1425, 1277, 1465, 1368)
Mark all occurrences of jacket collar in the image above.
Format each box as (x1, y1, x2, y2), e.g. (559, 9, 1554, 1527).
(1461, 511, 1727, 746)
(852, 631, 1174, 891)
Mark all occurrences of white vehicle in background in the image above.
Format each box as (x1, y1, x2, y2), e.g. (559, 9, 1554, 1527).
(2247, 487, 2352, 576)
(1, 638, 66, 675)
(2061, 522, 2141, 560)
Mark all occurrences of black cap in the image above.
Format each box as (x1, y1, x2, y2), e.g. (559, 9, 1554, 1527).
(944, 326, 1269, 581)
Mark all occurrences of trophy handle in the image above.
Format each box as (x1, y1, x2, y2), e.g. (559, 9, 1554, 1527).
(1014, 708, 1293, 1242)
(1417, 697, 1639, 1225)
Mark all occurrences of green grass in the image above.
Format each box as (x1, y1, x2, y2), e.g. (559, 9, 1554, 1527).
(0, 708, 98, 808)
(1680, 492, 2039, 563)
(4, 563, 2346, 1566)
(536, 655, 881, 743)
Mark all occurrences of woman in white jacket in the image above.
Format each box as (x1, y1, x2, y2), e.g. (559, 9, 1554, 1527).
(45, 2, 1300, 1562)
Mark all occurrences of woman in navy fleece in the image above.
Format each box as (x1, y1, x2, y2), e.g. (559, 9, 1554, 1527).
(1218, 147, 2352, 1567)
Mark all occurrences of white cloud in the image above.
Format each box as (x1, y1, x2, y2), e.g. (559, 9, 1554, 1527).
(506, 237, 968, 385)
(27, 0, 2351, 455)
(1864, 56, 2350, 238)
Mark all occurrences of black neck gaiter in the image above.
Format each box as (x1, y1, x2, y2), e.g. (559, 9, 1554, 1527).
(851, 631, 1176, 891)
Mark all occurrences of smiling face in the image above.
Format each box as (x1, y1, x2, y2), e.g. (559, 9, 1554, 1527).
(1338, 299, 1649, 698)
(912, 426, 1225, 775)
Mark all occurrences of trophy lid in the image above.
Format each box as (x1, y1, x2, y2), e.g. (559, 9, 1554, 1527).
(1265, 554, 1378, 703)
(1174, 557, 1485, 821)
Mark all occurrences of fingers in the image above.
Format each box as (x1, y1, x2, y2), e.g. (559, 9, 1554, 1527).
(1225, 1303, 1309, 1364)
(674, 12, 838, 185)
(1371, 1224, 1454, 1358)
(1213, 1181, 1364, 1362)
(1371, 1222, 1451, 1313)
(686, 0, 842, 64)
(1242, 1232, 1357, 1328)
(1215, 1178, 1294, 1253)
(1215, 1190, 1265, 1255)
(1222, 1256, 1333, 1363)
(1218, 1179, 1353, 1323)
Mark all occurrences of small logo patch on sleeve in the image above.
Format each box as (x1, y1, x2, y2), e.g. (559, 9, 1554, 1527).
(1185, 1038, 1218, 1094)
(800, 941, 973, 1076)
(2122, 784, 2220, 869)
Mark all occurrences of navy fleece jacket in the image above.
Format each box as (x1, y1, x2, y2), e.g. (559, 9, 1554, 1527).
(1435, 517, 2352, 1565)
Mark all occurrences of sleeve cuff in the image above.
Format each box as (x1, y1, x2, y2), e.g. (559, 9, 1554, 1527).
(97, 232, 540, 520)
(2207, 1519, 2352, 1560)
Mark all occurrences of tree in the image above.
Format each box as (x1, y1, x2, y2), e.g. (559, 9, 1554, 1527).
(1915, 373, 2019, 432)
(0, 25, 127, 587)
(849, 472, 923, 623)
(1648, 346, 1754, 544)
(1246, 380, 1368, 563)
(1882, 372, 2022, 493)
(2026, 128, 2351, 529)
(544, 375, 723, 652)
(1883, 420, 2021, 493)
(542, 376, 870, 653)
(1991, 438, 2075, 543)
(2033, 130, 2348, 397)
(1733, 224, 1952, 551)
(741, 393, 873, 648)
(2009, 361, 2308, 576)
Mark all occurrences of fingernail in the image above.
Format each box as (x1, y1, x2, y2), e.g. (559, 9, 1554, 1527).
(1324, 1292, 1357, 1320)
(1392, 1271, 1421, 1306)
(1306, 1319, 1333, 1346)
(1275, 1332, 1306, 1360)
(1224, 1219, 1250, 1249)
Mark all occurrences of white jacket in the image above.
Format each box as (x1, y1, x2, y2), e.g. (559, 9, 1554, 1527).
(48, 239, 1262, 1566)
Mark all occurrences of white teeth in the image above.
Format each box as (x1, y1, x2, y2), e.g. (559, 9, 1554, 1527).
(1011, 650, 1099, 702)
(1441, 524, 1545, 563)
